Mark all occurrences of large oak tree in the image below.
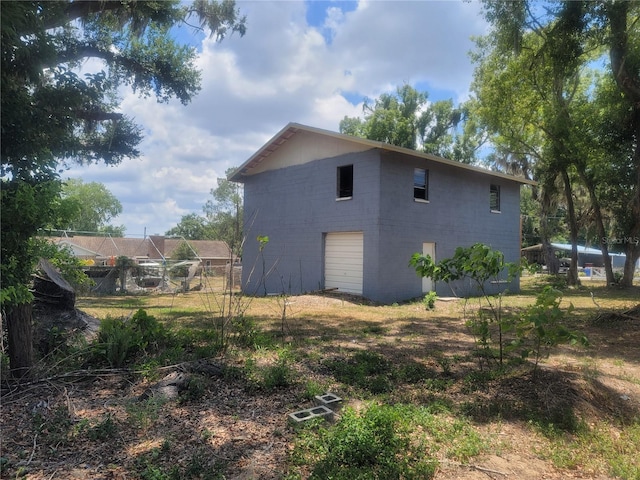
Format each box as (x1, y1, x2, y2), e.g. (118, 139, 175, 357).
(1, 0, 246, 377)
(477, 0, 640, 286)
(339, 84, 485, 164)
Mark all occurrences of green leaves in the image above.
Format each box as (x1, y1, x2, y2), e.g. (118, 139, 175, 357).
(409, 252, 439, 280)
(410, 245, 585, 371)
(93, 309, 169, 367)
(257, 235, 269, 249)
(410, 243, 518, 287)
(514, 286, 587, 370)
(201, 169, 244, 254)
(309, 404, 436, 479)
(410, 243, 522, 367)
(339, 84, 482, 162)
(1, 181, 62, 307)
(1, 0, 248, 373)
(56, 179, 124, 234)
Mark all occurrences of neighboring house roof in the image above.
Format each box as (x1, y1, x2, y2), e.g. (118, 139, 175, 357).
(165, 239, 232, 260)
(55, 239, 101, 257)
(52, 236, 150, 258)
(228, 122, 537, 185)
(522, 243, 627, 258)
(550, 242, 627, 258)
(49, 236, 231, 260)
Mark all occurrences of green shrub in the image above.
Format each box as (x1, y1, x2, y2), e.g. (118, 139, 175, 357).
(231, 314, 260, 347)
(126, 397, 165, 430)
(289, 404, 488, 478)
(95, 316, 141, 367)
(262, 350, 294, 391)
(32, 405, 74, 447)
(410, 243, 521, 367)
(39, 326, 70, 356)
(87, 414, 118, 441)
(92, 309, 169, 367)
(309, 404, 437, 479)
(397, 362, 433, 384)
(130, 309, 168, 351)
(514, 286, 587, 371)
(362, 324, 386, 335)
(423, 291, 437, 310)
(302, 380, 327, 401)
(367, 374, 393, 394)
(262, 362, 291, 390)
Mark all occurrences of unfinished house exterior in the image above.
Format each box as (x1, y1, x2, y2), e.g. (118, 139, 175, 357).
(229, 123, 534, 304)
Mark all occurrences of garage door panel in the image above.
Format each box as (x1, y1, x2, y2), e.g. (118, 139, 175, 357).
(325, 232, 363, 295)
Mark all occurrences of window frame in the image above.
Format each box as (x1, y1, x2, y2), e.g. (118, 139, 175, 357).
(337, 164, 354, 200)
(413, 167, 429, 202)
(490, 184, 501, 212)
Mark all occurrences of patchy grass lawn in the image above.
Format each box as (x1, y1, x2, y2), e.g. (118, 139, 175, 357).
(2, 275, 639, 479)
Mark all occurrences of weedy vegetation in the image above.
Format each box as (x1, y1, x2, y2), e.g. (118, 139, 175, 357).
(1, 265, 639, 480)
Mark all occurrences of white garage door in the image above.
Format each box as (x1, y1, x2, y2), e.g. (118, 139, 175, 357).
(325, 232, 363, 294)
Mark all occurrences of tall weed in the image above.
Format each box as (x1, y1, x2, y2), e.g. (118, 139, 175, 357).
(289, 403, 489, 479)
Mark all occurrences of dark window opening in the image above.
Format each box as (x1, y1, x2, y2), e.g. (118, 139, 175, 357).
(414, 168, 428, 200)
(337, 165, 353, 198)
(490, 184, 501, 212)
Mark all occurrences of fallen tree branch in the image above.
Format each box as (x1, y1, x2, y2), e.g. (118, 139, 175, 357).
(1, 368, 133, 399)
(26, 433, 38, 467)
(1, 359, 228, 400)
(440, 459, 508, 477)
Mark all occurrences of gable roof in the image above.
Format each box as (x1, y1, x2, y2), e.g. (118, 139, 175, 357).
(52, 236, 150, 258)
(165, 239, 231, 260)
(55, 239, 101, 257)
(228, 122, 536, 185)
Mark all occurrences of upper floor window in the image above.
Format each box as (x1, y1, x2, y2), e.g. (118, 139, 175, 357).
(337, 165, 353, 199)
(414, 168, 429, 201)
(490, 184, 501, 212)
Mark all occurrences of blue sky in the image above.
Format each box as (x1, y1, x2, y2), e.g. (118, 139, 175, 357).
(305, 0, 358, 43)
(67, 0, 489, 236)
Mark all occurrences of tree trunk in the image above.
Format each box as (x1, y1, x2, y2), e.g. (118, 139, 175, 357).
(608, 1, 640, 287)
(575, 165, 615, 285)
(6, 302, 34, 378)
(620, 243, 639, 288)
(540, 188, 559, 274)
(561, 169, 581, 286)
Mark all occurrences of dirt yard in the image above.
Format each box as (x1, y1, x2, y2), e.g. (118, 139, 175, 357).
(1, 280, 639, 479)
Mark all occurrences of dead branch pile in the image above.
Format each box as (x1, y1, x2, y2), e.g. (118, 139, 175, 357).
(592, 304, 640, 324)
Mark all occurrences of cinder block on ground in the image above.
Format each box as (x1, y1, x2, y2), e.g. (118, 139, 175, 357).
(288, 405, 334, 424)
(314, 392, 343, 411)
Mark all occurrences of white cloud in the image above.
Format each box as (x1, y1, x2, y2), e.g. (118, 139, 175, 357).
(66, 0, 488, 236)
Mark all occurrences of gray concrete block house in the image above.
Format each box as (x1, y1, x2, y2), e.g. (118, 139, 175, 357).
(229, 123, 534, 304)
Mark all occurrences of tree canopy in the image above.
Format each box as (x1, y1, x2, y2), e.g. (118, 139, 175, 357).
(475, 0, 640, 286)
(51, 178, 126, 236)
(203, 169, 244, 255)
(339, 84, 485, 163)
(166, 213, 212, 240)
(165, 169, 243, 254)
(1, 0, 246, 376)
